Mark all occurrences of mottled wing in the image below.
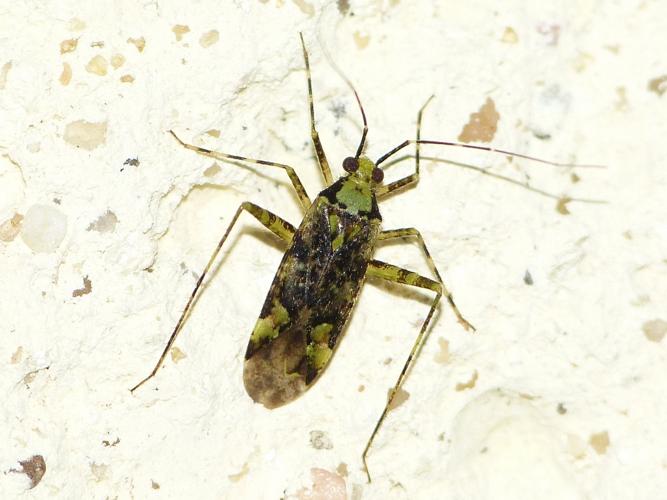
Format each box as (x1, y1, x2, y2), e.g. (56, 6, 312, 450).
(243, 194, 380, 409)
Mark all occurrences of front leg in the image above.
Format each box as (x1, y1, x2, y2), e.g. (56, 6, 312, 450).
(379, 227, 475, 331)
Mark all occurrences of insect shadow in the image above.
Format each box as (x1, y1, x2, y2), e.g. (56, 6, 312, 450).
(131, 33, 604, 482)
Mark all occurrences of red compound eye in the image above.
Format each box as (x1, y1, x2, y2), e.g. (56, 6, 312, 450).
(371, 167, 384, 183)
(342, 157, 358, 173)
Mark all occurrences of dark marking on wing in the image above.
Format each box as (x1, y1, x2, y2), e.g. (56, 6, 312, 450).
(243, 195, 380, 408)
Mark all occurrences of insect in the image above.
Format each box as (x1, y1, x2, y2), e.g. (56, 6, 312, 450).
(131, 33, 602, 481)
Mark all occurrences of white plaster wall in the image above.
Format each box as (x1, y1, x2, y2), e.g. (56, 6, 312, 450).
(1, 1, 665, 499)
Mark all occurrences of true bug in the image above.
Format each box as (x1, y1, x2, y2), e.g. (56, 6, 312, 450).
(131, 33, 602, 481)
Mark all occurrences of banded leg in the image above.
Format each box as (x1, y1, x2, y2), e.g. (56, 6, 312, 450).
(376, 95, 434, 197)
(379, 228, 474, 331)
(131, 202, 295, 393)
(169, 131, 311, 212)
(299, 33, 334, 186)
(362, 259, 444, 482)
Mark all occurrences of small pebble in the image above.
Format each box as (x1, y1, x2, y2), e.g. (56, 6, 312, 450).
(21, 204, 67, 253)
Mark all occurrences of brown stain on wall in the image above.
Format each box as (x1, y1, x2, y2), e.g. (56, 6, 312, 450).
(458, 98, 499, 143)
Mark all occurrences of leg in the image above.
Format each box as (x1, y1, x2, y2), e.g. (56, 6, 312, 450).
(375, 98, 605, 203)
(299, 33, 334, 186)
(130, 202, 295, 393)
(379, 228, 474, 331)
(376, 95, 434, 197)
(169, 131, 312, 212)
(362, 259, 444, 482)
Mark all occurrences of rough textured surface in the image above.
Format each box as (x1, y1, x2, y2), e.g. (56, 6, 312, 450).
(1, 1, 665, 499)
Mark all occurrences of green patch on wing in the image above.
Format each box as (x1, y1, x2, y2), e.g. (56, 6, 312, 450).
(328, 214, 339, 233)
(332, 233, 344, 251)
(328, 214, 345, 250)
(329, 212, 365, 251)
(250, 299, 290, 347)
(306, 343, 333, 371)
(346, 224, 361, 242)
(307, 322, 334, 370)
(312, 323, 333, 342)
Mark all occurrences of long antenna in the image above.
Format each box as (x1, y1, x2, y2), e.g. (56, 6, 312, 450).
(318, 37, 368, 158)
(377, 138, 606, 169)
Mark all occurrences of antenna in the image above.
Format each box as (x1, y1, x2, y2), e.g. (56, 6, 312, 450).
(377, 138, 606, 169)
(318, 37, 368, 158)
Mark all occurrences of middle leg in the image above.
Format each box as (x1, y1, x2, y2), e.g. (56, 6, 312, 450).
(379, 227, 475, 331)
